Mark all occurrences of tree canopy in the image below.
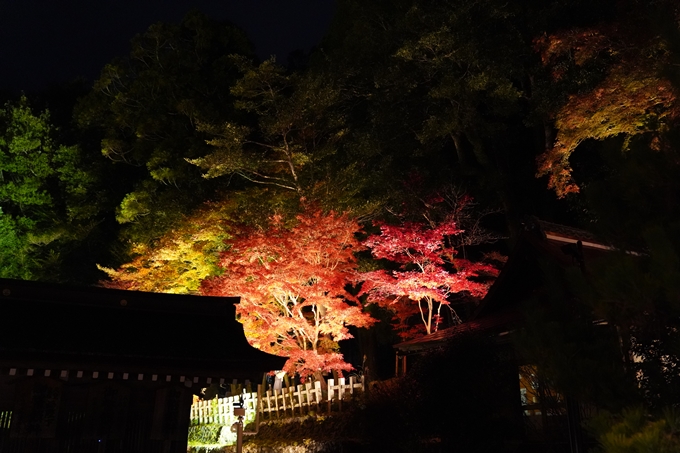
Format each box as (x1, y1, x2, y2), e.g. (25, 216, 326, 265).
(5, 2, 680, 440)
(0, 97, 101, 281)
(200, 208, 375, 379)
(75, 11, 255, 245)
(359, 219, 499, 338)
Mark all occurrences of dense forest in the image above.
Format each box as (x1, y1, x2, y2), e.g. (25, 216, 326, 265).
(3, 0, 680, 450)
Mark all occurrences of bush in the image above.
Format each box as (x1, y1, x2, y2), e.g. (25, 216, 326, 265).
(588, 407, 680, 453)
(188, 424, 223, 445)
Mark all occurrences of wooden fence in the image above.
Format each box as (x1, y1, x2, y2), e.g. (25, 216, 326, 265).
(259, 376, 364, 419)
(190, 392, 258, 426)
(190, 376, 365, 427)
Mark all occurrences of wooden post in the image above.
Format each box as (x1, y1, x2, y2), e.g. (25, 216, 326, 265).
(273, 389, 280, 418)
(256, 385, 262, 430)
(327, 378, 334, 413)
(338, 377, 345, 412)
(314, 381, 322, 414)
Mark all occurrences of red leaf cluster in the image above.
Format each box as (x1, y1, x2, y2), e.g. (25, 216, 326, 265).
(201, 209, 374, 380)
(359, 221, 498, 339)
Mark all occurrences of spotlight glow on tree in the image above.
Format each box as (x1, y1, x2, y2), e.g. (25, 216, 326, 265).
(359, 221, 498, 339)
(534, 26, 679, 198)
(201, 209, 374, 380)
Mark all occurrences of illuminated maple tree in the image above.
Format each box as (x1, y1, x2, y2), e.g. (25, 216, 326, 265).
(359, 220, 498, 339)
(200, 209, 374, 380)
(534, 25, 679, 197)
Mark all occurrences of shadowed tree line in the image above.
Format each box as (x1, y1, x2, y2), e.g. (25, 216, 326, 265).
(4, 2, 680, 451)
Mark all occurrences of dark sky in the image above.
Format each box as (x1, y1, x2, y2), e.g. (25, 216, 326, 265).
(0, 0, 336, 92)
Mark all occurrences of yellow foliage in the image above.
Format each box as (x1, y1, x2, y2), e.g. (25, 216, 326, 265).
(537, 64, 677, 198)
(99, 201, 235, 294)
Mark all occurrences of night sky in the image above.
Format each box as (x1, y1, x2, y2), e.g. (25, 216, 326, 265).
(0, 0, 336, 92)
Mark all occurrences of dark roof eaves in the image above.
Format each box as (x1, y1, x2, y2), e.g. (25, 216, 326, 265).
(0, 277, 238, 314)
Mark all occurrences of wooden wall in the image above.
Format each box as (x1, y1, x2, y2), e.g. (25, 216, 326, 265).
(0, 374, 193, 453)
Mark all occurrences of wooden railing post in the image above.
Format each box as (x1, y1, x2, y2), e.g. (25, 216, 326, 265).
(313, 381, 322, 414)
(256, 384, 263, 428)
(327, 378, 334, 413)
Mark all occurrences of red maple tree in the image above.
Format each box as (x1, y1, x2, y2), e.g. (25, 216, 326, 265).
(359, 221, 498, 339)
(200, 209, 374, 380)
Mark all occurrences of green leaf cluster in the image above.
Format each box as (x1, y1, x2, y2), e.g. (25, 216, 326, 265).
(187, 424, 222, 446)
(589, 407, 680, 453)
(0, 97, 99, 281)
(75, 11, 255, 245)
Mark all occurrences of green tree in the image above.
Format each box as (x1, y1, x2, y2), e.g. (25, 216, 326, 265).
(189, 56, 351, 200)
(589, 407, 680, 453)
(76, 11, 254, 245)
(315, 0, 568, 233)
(0, 97, 99, 281)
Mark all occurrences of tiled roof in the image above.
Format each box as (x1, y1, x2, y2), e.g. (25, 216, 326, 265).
(534, 219, 602, 244)
(0, 278, 286, 378)
(394, 310, 522, 352)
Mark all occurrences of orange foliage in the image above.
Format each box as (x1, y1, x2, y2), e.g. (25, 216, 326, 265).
(534, 26, 679, 197)
(201, 209, 375, 379)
